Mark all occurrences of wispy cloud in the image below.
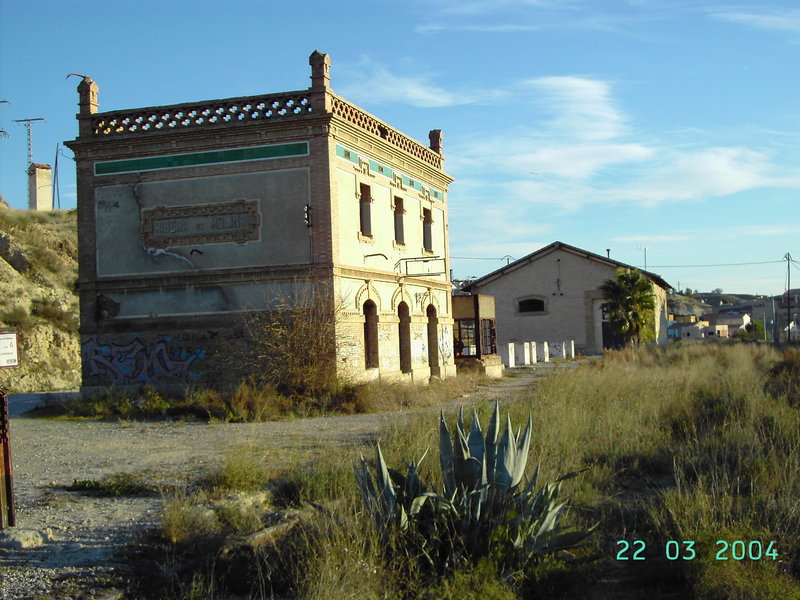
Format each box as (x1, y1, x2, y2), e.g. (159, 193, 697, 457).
(612, 234, 691, 243)
(449, 75, 649, 180)
(415, 22, 545, 33)
(520, 76, 628, 141)
(497, 145, 800, 210)
(736, 224, 800, 237)
(412, 0, 683, 37)
(418, 0, 573, 17)
(711, 9, 800, 33)
(336, 60, 508, 108)
(614, 147, 777, 204)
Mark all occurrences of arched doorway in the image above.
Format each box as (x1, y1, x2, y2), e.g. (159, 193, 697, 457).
(363, 300, 379, 369)
(398, 302, 411, 374)
(427, 304, 440, 377)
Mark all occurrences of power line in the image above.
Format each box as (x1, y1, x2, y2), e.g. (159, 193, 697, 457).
(452, 255, 787, 269)
(648, 260, 785, 268)
(451, 256, 511, 261)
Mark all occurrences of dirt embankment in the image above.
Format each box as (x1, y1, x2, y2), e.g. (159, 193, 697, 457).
(0, 208, 80, 393)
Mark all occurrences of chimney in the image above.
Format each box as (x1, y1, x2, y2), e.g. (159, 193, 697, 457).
(429, 129, 443, 154)
(76, 76, 99, 137)
(28, 163, 53, 211)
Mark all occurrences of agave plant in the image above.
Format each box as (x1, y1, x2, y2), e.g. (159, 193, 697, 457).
(354, 402, 595, 575)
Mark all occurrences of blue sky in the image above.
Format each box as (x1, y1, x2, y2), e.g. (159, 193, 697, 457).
(1, 0, 799, 295)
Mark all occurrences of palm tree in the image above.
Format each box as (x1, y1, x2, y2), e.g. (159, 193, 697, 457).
(600, 268, 656, 347)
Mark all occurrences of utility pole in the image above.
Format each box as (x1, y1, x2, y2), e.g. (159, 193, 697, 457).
(786, 253, 792, 343)
(14, 118, 46, 205)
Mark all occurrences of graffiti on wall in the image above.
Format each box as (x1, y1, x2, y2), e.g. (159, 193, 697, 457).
(439, 325, 453, 366)
(549, 341, 566, 358)
(82, 336, 206, 385)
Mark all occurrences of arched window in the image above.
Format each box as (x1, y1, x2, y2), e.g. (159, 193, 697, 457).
(518, 298, 546, 313)
(398, 302, 411, 373)
(363, 300, 379, 369)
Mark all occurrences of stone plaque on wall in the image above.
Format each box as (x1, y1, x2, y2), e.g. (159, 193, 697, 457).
(140, 198, 261, 249)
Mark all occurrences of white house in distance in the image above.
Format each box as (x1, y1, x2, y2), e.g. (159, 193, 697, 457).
(463, 241, 671, 357)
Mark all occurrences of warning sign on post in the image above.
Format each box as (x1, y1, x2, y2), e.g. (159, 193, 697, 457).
(0, 331, 19, 369)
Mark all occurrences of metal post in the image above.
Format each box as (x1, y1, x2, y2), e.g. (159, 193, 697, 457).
(0, 386, 15, 528)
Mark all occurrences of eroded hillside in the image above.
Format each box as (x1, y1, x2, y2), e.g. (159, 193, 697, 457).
(0, 206, 80, 392)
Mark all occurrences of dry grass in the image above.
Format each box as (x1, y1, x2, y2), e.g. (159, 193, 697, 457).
(141, 342, 800, 599)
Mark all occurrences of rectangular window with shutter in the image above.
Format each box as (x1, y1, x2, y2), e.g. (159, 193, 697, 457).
(359, 183, 372, 237)
(394, 196, 404, 245)
(422, 207, 432, 252)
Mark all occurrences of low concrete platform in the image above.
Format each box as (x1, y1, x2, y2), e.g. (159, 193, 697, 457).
(7, 392, 80, 417)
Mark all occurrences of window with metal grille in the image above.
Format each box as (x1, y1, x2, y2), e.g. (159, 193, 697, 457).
(455, 319, 476, 356)
(480, 318, 497, 355)
(518, 298, 545, 313)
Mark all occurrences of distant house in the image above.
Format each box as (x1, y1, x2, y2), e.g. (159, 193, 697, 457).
(702, 312, 750, 336)
(668, 320, 727, 340)
(669, 321, 707, 340)
(463, 241, 671, 357)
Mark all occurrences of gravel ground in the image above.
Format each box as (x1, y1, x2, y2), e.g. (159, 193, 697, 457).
(0, 364, 574, 599)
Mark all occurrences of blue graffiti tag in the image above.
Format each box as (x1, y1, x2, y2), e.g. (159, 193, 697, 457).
(82, 337, 205, 385)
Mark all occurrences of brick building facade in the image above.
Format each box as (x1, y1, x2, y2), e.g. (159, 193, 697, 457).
(66, 51, 456, 394)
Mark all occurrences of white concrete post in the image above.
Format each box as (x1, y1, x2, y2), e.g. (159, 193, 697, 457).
(530, 341, 538, 363)
(505, 342, 516, 367)
(542, 341, 549, 362)
(561, 341, 567, 359)
(522, 342, 531, 365)
(569, 340, 575, 359)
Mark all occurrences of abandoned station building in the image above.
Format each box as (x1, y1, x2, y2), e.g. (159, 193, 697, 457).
(67, 51, 456, 393)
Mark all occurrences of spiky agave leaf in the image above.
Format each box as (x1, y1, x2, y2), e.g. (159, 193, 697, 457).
(354, 454, 378, 515)
(375, 442, 397, 519)
(452, 419, 472, 488)
(402, 448, 429, 500)
(511, 414, 532, 489)
(439, 412, 456, 498)
(493, 413, 517, 491)
(485, 401, 501, 479)
(467, 408, 486, 465)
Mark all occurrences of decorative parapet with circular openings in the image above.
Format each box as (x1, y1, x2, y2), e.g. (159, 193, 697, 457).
(330, 95, 443, 170)
(91, 93, 312, 137)
(87, 87, 444, 173)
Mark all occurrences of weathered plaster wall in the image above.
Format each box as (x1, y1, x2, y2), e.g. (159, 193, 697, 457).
(95, 169, 310, 278)
(336, 277, 454, 382)
(104, 280, 313, 318)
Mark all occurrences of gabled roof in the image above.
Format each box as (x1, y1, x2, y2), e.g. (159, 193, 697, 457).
(463, 241, 672, 291)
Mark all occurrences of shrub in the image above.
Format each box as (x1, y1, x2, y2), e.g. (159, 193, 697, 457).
(237, 282, 341, 399)
(0, 306, 35, 333)
(161, 491, 221, 544)
(30, 297, 78, 332)
(765, 348, 800, 406)
(354, 402, 595, 578)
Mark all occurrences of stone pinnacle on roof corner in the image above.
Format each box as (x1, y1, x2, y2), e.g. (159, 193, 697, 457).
(309, 50, 331, 91)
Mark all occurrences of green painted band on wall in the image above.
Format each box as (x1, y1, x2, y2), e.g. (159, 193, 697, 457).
(94, 142, 309, 175)
(335, 144, 444, 201)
